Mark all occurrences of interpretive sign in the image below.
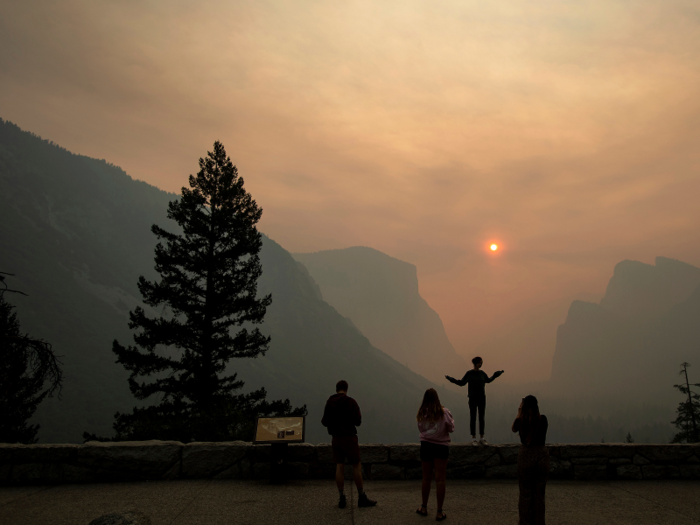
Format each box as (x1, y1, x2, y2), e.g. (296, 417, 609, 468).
(254, 416, 306, 444)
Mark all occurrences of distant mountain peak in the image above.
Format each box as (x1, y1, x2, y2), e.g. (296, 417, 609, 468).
(292, 247, 466, 384)
(600, 256, 700, 319)
(551, 256, 700, 405)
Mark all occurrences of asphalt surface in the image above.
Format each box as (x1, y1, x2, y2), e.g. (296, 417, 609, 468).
(1, 479, 699, 525)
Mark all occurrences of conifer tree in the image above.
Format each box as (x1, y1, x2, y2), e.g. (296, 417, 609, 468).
(107, 142, 304, 442)
(671, 362, 700, 444)
(0, 278, 62, 444)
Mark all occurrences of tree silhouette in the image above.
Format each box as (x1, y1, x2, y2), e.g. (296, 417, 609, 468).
(0, 275, 62, 444)
(102, 142, 305, 442)
(671, 362, 700, 444)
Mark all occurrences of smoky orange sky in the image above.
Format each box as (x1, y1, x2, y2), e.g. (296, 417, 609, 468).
(2, 0, 700, 378)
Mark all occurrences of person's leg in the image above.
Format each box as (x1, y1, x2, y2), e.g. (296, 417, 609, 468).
(518, 448, 534, 525)
(434, 458, 448, 519)
(332, 437, 348, 508)
(335, 463, 345, 491)
(357, 462, 377, 507)
(352, 437, 377, 508)
(348, 436, 365, 494)
(352, 462, 364, 493)
(421, 460, 433, 507)
(335, 462, 347, 509)
(478, 398, 486, 438)
(469, 400, 477, 438)
(534, 450, 549, 525)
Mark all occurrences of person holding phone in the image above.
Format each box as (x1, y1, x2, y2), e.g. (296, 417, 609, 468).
(512, 395, 549, 525)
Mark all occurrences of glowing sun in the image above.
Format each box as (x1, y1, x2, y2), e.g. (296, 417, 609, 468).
(490, 244, 498, 251)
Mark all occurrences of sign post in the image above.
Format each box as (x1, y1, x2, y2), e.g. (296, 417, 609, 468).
(253, 416, 306, 483)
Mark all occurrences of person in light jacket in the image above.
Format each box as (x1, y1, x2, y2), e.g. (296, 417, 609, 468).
(415, 388, 454, 521)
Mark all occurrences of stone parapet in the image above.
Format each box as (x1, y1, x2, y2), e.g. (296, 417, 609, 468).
(1, 442, 699, 485)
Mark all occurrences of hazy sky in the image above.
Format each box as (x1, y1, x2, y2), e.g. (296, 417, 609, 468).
(2, 0, 700, 370)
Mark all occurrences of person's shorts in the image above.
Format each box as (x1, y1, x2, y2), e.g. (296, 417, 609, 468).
(420, 441, 449, 462)
(332, 435, 361, 464)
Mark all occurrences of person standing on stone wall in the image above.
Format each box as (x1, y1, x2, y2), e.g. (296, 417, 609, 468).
(512, 395, 549, 525)
(321, 379, 377, 510)
(415, 388, 454, 521)
(445, 356, 503, 443)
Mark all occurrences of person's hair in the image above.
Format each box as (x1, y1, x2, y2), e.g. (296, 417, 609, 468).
(520, 395, 541, 445)
(416, 388, 445, 422)
(336, 380, 348, 393)
(472, 356, 483, 364)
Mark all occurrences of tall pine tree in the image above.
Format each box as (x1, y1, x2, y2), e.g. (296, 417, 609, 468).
(105, 142, 304, 442)
(671, 362, 700, 444)
(0, 277, 63, 444)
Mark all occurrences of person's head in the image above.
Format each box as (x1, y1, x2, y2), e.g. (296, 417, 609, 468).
(520, 395, 541, 444)
(521, 395, 540, 418)
(416, 388, 445, 422)
(472, 356, 483, 369)
(336, 380, 348, 393)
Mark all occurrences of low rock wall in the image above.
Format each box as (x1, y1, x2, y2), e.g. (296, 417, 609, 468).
(1, 442, 699, 485)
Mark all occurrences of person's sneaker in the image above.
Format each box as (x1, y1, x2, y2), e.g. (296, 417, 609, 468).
(338, 494, 347, 509)
(358, 493, 377, 507)
(479, 438, 489, 445)
(471, 438, 478, 444)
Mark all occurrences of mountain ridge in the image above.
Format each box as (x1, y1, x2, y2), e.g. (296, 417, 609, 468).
(550, 256, 700, 406)
(293, 246, 467, 384)
(0, 118, 466, 444)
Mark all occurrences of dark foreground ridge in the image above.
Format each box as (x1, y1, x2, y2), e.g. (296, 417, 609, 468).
(1, 441, 699, 485)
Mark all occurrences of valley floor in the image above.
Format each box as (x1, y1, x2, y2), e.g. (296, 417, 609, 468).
(1, 478, 698, 525)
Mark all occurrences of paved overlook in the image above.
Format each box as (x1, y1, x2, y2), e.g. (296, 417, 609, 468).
(1, 442, 699, 524)
(2, 479, 700, 525)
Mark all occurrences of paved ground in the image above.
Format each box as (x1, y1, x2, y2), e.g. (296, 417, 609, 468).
(1, 479, 699, 525)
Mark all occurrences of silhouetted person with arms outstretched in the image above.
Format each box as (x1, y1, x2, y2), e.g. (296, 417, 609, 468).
(445, 356, 503, 443)
(415, 388, 454, 521)
(512, 395, 549, 525)
(322, 380, 377, 510)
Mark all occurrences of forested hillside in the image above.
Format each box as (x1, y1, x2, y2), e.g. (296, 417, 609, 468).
(0, 119, 463, 444)
(1, 118, 688, 445)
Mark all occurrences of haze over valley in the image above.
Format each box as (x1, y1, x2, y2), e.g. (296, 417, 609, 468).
(2, 0, 700, 447)
(2, 120, 698, 445)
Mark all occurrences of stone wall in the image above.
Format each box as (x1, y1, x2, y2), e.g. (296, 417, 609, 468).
(1, 442, 699, 485)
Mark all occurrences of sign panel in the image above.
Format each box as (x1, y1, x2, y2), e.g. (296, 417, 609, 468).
(254, 416, 306, 444)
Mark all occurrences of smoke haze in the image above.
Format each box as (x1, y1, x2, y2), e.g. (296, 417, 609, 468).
(2, 0, 700, 375)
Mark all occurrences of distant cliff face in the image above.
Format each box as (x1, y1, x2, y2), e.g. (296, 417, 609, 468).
(292, 247, 467, 384)
(600, 257, 700, 319)
(0, 119, 461, 444)
(551, 257, 700, 405)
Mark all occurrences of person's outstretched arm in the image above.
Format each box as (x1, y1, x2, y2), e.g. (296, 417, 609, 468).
(485, 370, 504, 383)
(445, 371, 469, 386)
